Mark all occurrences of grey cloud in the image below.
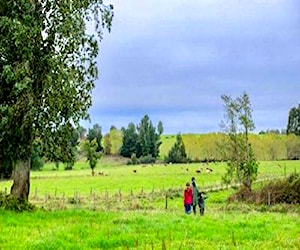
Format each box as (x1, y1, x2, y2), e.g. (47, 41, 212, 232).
(88, 0, 300, 134)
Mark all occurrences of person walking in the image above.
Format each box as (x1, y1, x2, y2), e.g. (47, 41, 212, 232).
(191, 177, 199, 215)
(183, 182, 193, 214)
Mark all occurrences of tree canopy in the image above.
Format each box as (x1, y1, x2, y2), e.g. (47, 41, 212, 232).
(120, 115, 162, 160)
(0, 0, 113, 199)
(287, 104, 300, 136)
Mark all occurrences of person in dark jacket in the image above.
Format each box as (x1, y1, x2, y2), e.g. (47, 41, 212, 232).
(191, 177, 199, 215)
(198, 191, 208, 216)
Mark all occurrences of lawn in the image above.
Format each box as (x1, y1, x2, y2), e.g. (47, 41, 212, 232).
(0, 206, 299, 249)
(0, 160, 299, 249)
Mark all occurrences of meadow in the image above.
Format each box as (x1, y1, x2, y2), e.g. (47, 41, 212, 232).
(0, 159, 299, 249)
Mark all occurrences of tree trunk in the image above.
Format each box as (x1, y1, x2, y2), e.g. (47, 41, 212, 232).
(10, 159, 30, 200)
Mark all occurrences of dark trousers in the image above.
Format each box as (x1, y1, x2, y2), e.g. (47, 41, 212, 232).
(192, 204, 197, 214)
(184, 204, 192, 214)
(199, 203, 205, 216)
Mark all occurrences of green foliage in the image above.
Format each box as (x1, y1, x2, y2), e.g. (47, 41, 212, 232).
(136, 115, 161, 159)
(77, 125, 87, 140)
(0, 158, 12, 179)
(139, 154, 156, 164)
(30, 141, 44, 171)
(286, 133, 300, 160)
(0, 0, 113, 198)
(82, 139, 102, 174)
(121, 116, 162, 160)
(255, 173, 300, 204)
(87, 124, 103, 152)
(229, 174, 300, 205)
(165, 133, 188, 163)
(157, 120, 164, 135)
(127, 153, 139, 165)
(103, 133, 112, 155)
(287, 104, 300, 136)
(0, 192, 35, 212)
(120, 123, 138, 158)
(221, 92, 258, 191)
(103, 126, 122, 155)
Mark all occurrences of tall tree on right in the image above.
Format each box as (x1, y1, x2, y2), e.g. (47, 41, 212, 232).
(287, 104, 300, 136)
(221, 92, 259, 191)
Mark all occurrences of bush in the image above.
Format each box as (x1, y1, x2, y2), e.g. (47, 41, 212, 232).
(255, 173, 300, 205)
(0, 192, 35, 212)
(127, 153, 139, 165)
(228, 174, 300, 205)
(139, 154, 156, 164)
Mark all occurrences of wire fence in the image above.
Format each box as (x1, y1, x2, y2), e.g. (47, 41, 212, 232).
(1, 175, 287, 210)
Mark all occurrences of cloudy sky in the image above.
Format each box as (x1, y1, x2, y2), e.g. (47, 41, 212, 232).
(84, 0, 300, 134)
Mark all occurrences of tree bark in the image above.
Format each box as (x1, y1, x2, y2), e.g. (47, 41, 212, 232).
(10, 159, 30, 200)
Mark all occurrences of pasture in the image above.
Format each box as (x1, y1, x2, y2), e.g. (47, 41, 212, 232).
(0, 159, 299, 249)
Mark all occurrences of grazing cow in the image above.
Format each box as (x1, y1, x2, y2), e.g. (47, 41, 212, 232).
(195, 169, 201, 174)
(133, 169, 137, 173)
(98, 170, 105, 176)
(186, 168, 189, 172)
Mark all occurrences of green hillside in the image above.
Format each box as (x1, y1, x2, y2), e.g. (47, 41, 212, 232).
(159, 133, 300, 161)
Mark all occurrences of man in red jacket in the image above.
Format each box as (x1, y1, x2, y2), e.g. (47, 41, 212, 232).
(184, 182, 193, 214)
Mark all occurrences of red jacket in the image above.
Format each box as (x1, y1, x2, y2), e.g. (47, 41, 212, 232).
(184, 187, 193, 205)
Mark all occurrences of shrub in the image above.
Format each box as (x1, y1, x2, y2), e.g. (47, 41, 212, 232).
(228, 174, 300, 205)
(0, 192, 35, 212)
(139, 154, 156, 164)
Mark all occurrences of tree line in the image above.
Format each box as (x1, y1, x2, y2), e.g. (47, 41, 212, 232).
(1, 105, 299, 180)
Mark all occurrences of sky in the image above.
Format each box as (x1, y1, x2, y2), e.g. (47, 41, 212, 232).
(83, 0, 300, 135)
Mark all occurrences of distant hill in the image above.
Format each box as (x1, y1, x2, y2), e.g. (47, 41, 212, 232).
(159, 133, 300, 161)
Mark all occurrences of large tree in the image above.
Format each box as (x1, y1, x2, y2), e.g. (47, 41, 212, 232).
(0, 0, 113, 200)
(221, 92, 259, 191)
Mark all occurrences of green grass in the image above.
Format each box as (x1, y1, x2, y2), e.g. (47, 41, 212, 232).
(0, 160, 299, 199)
(0, 208, 299, 249)
(0, 159, 299, 249)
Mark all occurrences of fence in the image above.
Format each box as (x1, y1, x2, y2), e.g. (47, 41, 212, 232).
(1, 175, 287, 210)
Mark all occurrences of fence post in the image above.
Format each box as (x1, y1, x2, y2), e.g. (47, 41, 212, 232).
(93, 192, 96, 210)
(105, 189, 109, 200)
(165, 192, 168, 210)
(35, 187, 38, 200)
(268, 191, 271, 206)
(62, 192, 65, 206)
(119, 188, 122, 202)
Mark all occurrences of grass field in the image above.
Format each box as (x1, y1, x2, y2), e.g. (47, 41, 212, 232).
(0, 159, 299, 249)
(0, 208, 299, 249)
